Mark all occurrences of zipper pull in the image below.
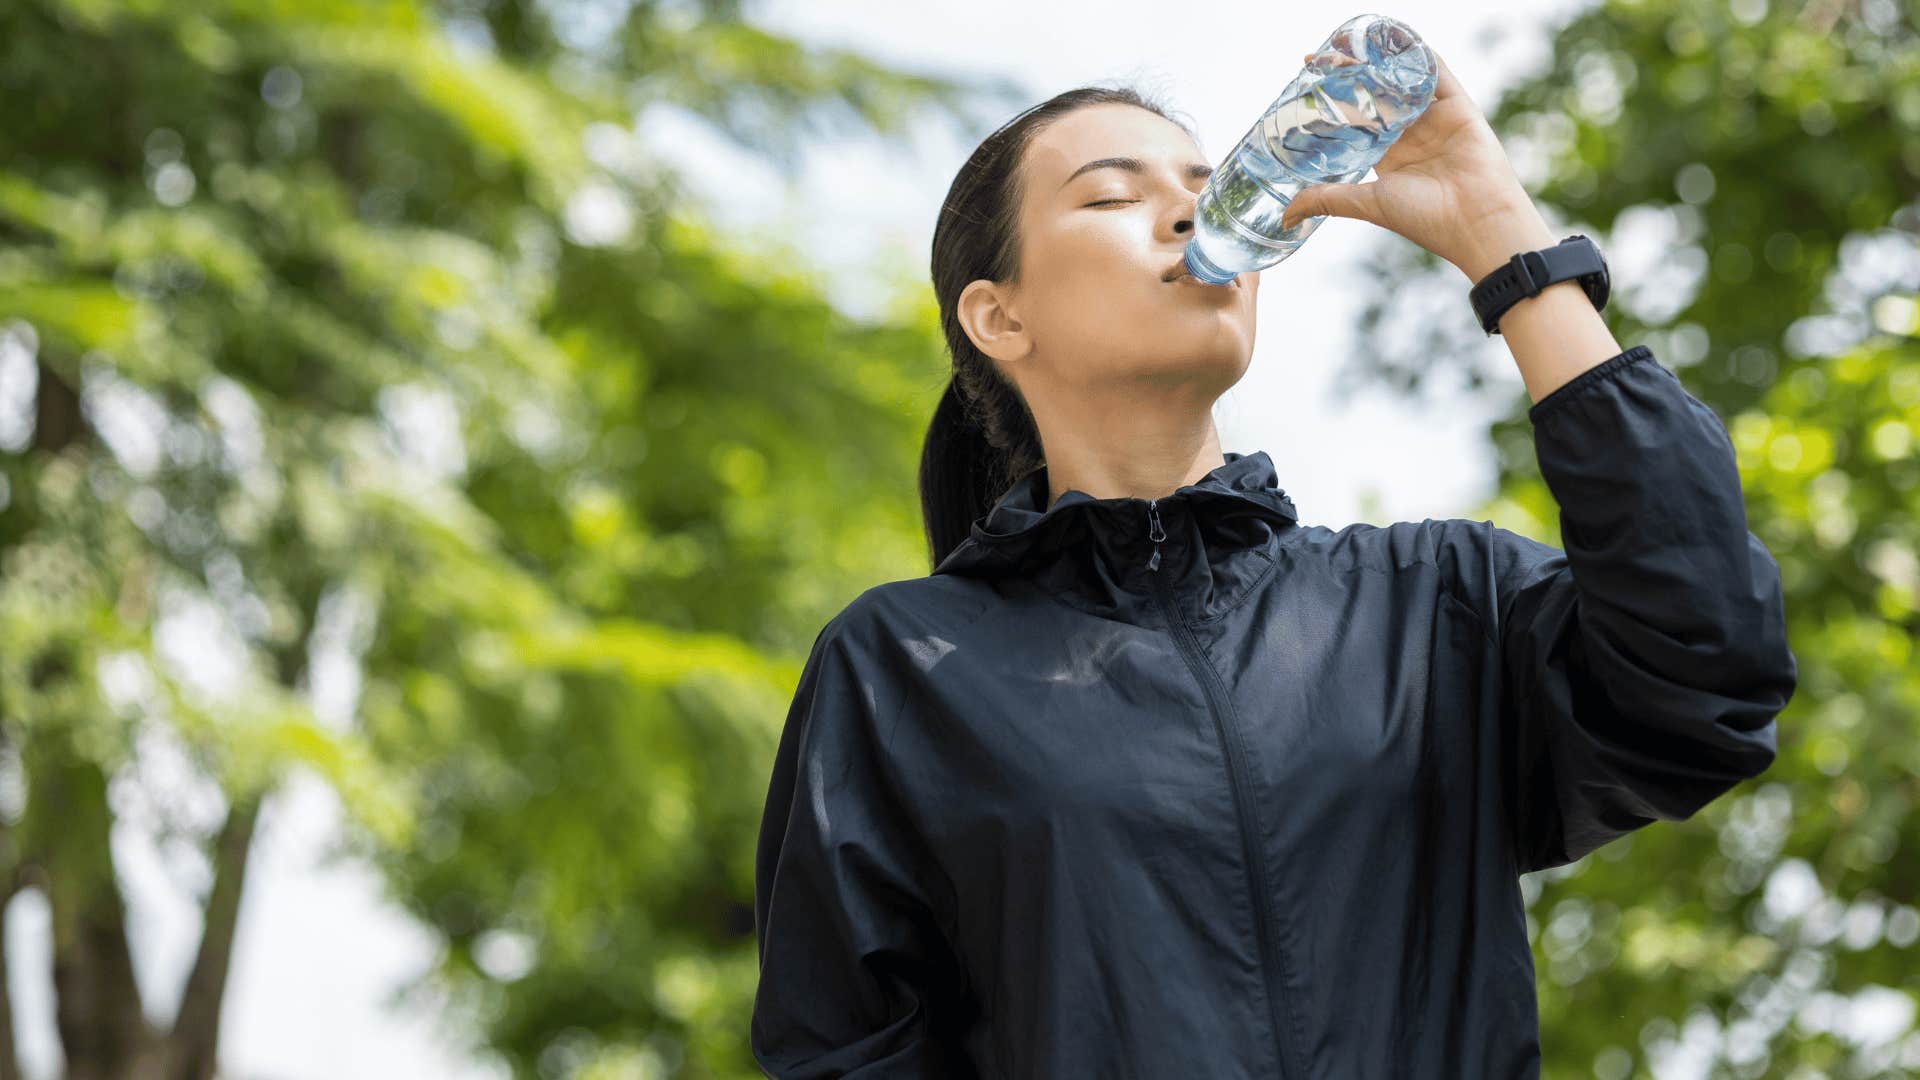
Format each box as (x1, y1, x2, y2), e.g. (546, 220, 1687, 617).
(1146, 498, 1165, 572)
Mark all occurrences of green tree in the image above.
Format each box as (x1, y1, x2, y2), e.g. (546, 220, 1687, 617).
(0, 1, 1016, 1077)
(1340, 0, 1920, 1073)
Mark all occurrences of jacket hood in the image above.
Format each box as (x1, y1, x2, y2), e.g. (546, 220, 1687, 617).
(931, 450, 1300, 621)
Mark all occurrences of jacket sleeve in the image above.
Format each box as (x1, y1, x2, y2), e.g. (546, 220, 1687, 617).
(751, 610, 974, 1078)
(1479, 344, 1798, 875)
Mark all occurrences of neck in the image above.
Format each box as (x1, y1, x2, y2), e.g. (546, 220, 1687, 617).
(1042, 427, 1228, 508)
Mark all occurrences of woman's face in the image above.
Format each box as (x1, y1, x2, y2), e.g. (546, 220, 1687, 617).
(964, 102, 1259, 402)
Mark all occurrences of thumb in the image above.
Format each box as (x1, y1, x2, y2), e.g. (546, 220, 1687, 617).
(1282, 182, 1379, 230)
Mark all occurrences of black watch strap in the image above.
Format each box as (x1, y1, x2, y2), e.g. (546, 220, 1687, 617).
(1469, 234, 1610, 336)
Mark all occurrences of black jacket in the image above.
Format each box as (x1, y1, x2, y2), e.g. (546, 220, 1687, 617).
(750, 344, 1797, 1078)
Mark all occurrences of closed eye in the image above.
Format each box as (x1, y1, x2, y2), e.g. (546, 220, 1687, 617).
(1085, 199, 1135, 208)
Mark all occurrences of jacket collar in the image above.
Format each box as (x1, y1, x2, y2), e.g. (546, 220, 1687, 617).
(932, 451, 1299, 621)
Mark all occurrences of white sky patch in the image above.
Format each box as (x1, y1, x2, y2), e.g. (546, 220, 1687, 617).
(0, 322, 39, 453)
(1609, 202, 1708, 328)
(563, 178, 636, 247)
(377, 381, 468, 483)
(1788, 228, 1920, 357)
(152, 162, 197, 207)
(201, 374, 265, 473)
(472, 927, 537, 983)
(307, 579, 378, 733)
(81, 360, 172, 479)
(154, 582, 252, 708)
(1764, 857, 1824, 922)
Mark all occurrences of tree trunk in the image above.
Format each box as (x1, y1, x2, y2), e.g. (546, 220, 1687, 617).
(163, 793, 264, 1080)
(37, 750, 162, 1080)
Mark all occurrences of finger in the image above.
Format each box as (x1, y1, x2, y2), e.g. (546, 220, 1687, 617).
(1281, 182, 1380, 230)
(1304, 49, 1364, 68)
(1428, 47, 1472, 106)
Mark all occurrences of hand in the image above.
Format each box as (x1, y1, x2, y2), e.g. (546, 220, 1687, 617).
(1275, 47, 1556, 283)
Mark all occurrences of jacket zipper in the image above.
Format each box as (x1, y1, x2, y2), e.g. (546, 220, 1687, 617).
(1143, 499, 1300, 1078)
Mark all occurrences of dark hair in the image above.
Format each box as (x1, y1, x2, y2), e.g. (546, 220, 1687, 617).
(919, 84, 1197, 572)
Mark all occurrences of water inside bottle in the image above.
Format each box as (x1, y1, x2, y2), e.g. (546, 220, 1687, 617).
(1183, 16, 1437, 284)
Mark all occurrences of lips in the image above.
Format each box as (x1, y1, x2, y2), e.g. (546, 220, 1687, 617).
(1167, 268, 1239, 288)
(1163, 259, 1239, 287)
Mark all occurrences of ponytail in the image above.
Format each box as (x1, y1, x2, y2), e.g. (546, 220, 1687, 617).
(919, 375, 1040, 571)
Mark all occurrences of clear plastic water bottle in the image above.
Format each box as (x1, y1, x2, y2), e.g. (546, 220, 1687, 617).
(1181, 14, 1439, 285)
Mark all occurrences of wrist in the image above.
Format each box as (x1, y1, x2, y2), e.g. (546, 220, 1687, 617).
(1451, 205, 1557, 284)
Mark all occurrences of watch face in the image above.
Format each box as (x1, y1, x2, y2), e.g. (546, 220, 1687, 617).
(1573, 234, 1609, 307)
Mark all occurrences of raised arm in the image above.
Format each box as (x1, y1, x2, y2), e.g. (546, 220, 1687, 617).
(1446, 345, 1797, 874)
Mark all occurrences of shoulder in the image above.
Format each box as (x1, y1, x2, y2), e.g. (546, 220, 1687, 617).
(1278, 517, 1451, 575)
(1284, 516, 1564, 611)
(811, 574, 997, 669)
(1393, 517, 1572, 639)
(794, 578, 992, 749)
(831, 574, 991, 631)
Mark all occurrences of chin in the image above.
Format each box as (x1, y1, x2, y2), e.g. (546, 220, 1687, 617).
(1202, 344, 1255, 383)
(1120, 341, 1253, 388)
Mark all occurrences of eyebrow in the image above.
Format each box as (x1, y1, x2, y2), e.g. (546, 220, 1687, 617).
(1058, 156, 1214, 191)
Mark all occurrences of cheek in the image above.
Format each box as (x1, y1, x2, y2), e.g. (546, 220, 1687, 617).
(1033, 252, 1151, 322)
(1049, 206, 1154, 266)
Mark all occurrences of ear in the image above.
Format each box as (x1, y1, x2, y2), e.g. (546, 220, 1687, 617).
(957, 278, 1031, 366)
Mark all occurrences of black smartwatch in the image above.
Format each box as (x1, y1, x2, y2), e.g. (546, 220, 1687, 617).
(1468, 234, 1610, 336)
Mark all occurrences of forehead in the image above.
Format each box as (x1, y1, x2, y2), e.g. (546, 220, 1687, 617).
(1022, 103, 1202, 190)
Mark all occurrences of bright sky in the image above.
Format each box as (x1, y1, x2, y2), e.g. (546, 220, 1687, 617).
(6, 3, 1599, 1078)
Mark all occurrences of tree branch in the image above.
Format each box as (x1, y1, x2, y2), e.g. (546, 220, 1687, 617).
(165, 622, 316, 1080)
(163, 792, 264, 1080)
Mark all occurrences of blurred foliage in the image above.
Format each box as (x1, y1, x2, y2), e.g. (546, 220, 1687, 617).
(7, 0, 1918, 1076)
(0, 0, 1022, 1077)
(1339, 0, 1920, 1075)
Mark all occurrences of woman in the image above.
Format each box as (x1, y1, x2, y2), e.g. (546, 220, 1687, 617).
(750, 50, 1797, 1079)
